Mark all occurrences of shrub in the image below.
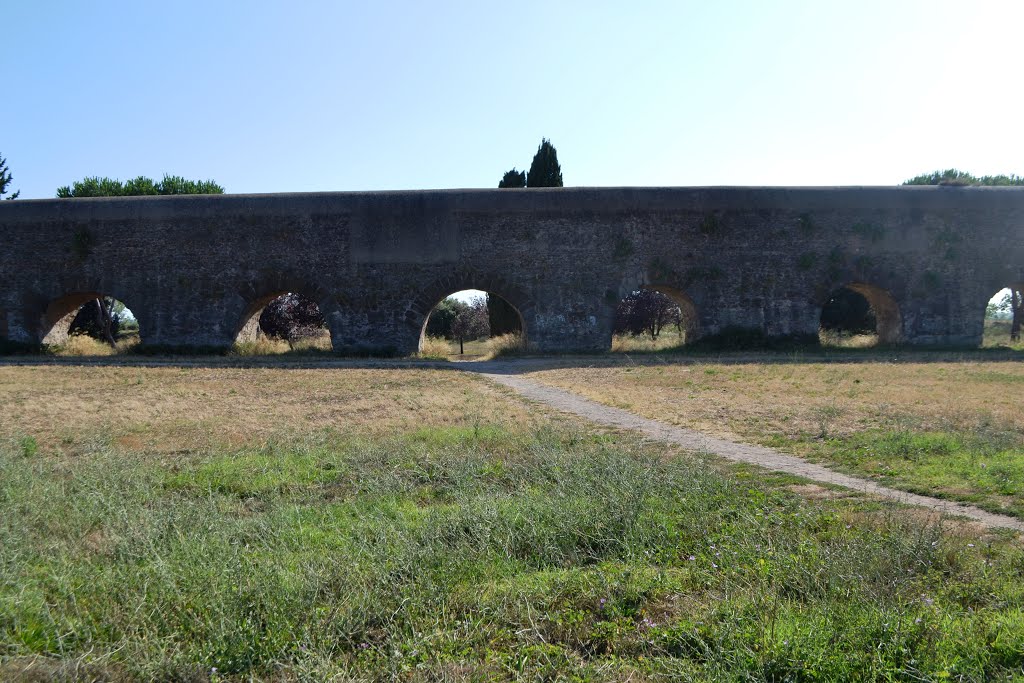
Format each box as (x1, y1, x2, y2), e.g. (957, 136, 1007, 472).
(56, 334, 117, 357)
(418, 335, 452, 359)
(231, 337, 292, 356)
(486, 333, 527, 358)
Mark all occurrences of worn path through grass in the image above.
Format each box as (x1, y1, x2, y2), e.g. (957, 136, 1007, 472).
(479, 371, 1024, 532)
(515, 357, 1024, 520)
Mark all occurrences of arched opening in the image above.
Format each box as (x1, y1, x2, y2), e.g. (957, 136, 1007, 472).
(41, 293, 141, 355)
(983, 285, 1023, 348)
(610, 285, 698, 352)
(235, 292, 332, 354)
(819, 283, 901, 347)
(419, 289, 525, 359)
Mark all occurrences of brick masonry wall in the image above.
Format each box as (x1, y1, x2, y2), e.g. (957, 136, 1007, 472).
(1, 187, 1022, 352)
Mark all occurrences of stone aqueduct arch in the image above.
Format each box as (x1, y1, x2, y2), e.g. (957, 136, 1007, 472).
(1, 187, 1022, 352)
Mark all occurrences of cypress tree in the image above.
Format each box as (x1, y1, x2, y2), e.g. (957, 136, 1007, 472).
(0, 152, 19, 200)
(526, 138, 563, 188)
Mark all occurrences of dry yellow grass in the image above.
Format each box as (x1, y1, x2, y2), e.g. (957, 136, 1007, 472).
(0, 365, 548, 454)
(418, 335, 453, 359)
(611, 332, 686, 353)
(419, 334, 525, 360)
(525, 360, 1024, 445)
(232, 332, 333, 355)
(54, 334, 141, 356)
(57, 335, 117, 356)
(485, 332, 526, 357)
(818, 330, 879, 348)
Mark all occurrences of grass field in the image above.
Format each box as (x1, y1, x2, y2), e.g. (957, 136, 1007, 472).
(983, 320, 1024, 350)
(527, 359, 1024, 519)
(419, 334, 526, 361)
(2, 362, 1024, 681)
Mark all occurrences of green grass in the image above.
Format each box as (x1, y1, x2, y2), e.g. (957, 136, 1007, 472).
(2, 426, 1024, 681)
(795, 429, 1024, 518)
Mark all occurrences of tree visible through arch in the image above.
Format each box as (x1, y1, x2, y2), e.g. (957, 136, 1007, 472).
(984, 286, 1023, 347)
(421, 290, 523, 358)
(236, 292, 331, 352)
(41, 292, 140, 352)
(611, 286, 697, 351)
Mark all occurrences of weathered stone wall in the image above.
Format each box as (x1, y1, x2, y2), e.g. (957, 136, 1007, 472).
(1, 187, 1022, 352)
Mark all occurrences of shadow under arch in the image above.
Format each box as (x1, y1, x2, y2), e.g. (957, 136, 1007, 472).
(820, 282, 902, 344)
(410, 270, 534, 350)
(40, 291, 141, 346)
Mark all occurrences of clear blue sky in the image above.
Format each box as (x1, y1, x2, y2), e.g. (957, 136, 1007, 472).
(5, 1, 1023, 200)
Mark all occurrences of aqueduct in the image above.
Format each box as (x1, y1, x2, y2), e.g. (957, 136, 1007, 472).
(1, 186, 1022, 352)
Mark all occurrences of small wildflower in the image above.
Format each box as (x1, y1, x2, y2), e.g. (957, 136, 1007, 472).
(968, 543, 975, 548)
(688, 555, 696, 561)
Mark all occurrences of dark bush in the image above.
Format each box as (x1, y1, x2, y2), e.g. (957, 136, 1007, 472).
(259, 294, 327, 341)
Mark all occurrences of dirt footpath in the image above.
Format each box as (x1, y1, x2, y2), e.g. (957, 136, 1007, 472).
(479, 371, 1024, 533)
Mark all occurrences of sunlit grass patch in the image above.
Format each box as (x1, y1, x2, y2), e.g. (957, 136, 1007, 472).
(983, 319, 1024, 350)
(166, 448, 340, 496)
(611, 332, 687, 353)
(2, 421, 1024, 680)
(818, 329, 879, 348)
(230, 333, 333, 356)
(807, 429, 1024, 516)
(417, 334, 452, 359)
(0, 366, 541, 452)
(486, 332, 528, 358)
(529, 360, 1024, 517)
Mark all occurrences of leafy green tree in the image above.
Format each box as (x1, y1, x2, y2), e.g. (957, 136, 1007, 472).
(56, 173, 225, 345)
(425, 297, 468, 338)
(450, 297, 489, 354)
(498, 169, 526, 188)
(69, 297, 127, 346)
(904, 169, 1024, 186)
(526, 138, 563, 188)
(0, 152, 19, 200)
(57, 174, 224, 197)
(904, 170, 1024, 340)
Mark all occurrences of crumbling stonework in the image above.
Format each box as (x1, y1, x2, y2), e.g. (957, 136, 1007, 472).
(1, 186, 1021, 352)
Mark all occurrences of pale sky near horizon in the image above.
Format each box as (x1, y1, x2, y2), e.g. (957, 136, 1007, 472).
(6, 1, 1024, 202)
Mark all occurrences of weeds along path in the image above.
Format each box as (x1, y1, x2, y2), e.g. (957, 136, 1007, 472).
(477, 370, 1024, 533)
